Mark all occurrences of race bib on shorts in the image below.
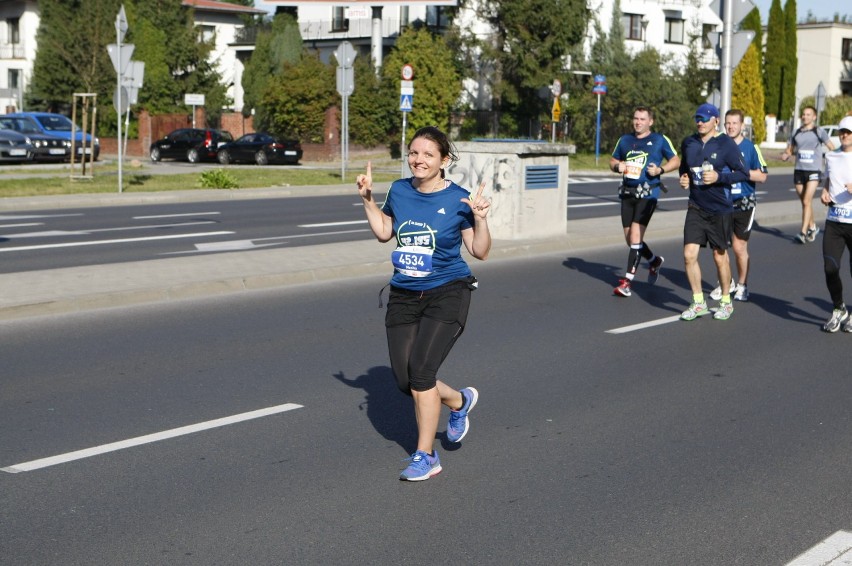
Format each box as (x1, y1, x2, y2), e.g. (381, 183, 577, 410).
(391, 246, 434, 277)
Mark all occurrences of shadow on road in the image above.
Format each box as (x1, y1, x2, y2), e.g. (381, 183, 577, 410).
(333, 366, 416, 452)
(745, 294, 827, 326)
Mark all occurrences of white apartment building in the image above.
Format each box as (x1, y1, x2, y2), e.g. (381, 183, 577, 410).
(0, 0, 262, 113)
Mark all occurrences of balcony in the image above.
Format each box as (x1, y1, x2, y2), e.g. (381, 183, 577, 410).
(0, 43, 25, 59)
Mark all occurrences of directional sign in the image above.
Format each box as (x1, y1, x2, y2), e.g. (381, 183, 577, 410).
(400, 94, 413, 112)
(592, 85, 607, 95)
(116, 5, 128, 43)
(709, 0, 756, 27)
(185, 93, 205, 106)
(106, 43, 134, 75)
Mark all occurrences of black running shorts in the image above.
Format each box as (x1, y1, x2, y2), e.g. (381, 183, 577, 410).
(683, 206, 732, 250)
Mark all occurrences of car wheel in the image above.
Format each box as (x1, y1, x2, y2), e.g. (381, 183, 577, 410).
(217, 150, 230, 165)
(255, 150, 268, 166)
(150, 147, 161, 162)
(187, 148, 199, 163)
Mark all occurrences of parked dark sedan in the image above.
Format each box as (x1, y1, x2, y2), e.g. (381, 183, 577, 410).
(0, 128, 34, 163)
(149, 128, 234, 163)
(0, 117, 70, 162)
(216, 133, 303, 165)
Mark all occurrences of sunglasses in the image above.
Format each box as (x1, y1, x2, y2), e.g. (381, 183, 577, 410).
(694, 115, 715, 123)
(840, 129, 852, 136)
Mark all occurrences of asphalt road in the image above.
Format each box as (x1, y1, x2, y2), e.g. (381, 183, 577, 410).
(2, 221, 850, 565)
(0, 173, 799, 274)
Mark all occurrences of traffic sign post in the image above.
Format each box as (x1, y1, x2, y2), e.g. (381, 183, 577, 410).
(815, 81, 827, 120)
(335, 41, 356, 181)
(593, 75, 607, 164)
(400, 65, 414, 176)
(550, 79, 562, 143)
(710, 0, 756, 119)
(108, 4, 132, 193)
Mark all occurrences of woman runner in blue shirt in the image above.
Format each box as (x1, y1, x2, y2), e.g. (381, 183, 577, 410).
(356, 126, 491, 481)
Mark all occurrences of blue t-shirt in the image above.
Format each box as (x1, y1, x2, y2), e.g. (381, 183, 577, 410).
(381, 178, 474, 291)
(679, 132, 750, 214)
(731, 137, 768, 208)
(611, 131, 678, 199)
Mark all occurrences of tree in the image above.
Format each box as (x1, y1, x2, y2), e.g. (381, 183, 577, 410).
(782, 0, 798, 122)
(379, 28, 462, 133)
(477, 0, 590, 136)
(740, 7, 763, 78)
(132, 0, 228, 124)
(28, 0, 121, 116)
(732, 43, 766, 143)
(764, 0, 785, 119)
(347, 54, 396, 148)
(241, 13, 303, 129)
(262, 52, 335, 142)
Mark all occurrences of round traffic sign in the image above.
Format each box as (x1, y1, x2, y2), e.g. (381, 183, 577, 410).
(551, 79, 562, 96)
(401, 64, 414, 80)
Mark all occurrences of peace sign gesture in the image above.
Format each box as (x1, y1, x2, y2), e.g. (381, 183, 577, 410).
(356, 161, 373, 199)
(461, 181, 490, 220)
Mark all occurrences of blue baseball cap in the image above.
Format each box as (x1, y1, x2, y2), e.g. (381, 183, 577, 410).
(695, 103, 720, 120)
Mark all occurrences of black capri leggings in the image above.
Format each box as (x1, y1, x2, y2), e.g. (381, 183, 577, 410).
(385, 282, 472, 394)
(823, 220, 852, 309)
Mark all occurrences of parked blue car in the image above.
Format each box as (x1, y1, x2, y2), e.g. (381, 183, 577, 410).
(2, 112, 99, 161)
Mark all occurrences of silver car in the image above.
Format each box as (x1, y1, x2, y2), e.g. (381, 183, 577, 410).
(0, 128, 34, 163)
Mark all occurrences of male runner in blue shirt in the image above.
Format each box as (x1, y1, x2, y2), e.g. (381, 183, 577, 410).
(678, 103, 749, 321)
(609, 106, 679, 297)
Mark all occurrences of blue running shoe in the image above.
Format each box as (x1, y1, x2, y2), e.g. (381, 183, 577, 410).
(399, 450, 442, 481)
(447, 387, 478, 443)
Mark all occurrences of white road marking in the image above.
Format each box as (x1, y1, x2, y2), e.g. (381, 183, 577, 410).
(1, 402, 303, 474)
(0, 231, 234, 252)
(0, 213, 83, 220)
(298, 220, 368, 228)
(785, 530, 852, 565)
(606, 315, 682, 333)
(0, 220, 219, 239)
(158, 228, 372, 255)
(133, 212, 221, 219)
(0, 223, 43, 228)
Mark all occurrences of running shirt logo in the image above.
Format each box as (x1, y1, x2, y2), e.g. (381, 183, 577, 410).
(392, 220, 437, 277)
(437, 208, 446, 215)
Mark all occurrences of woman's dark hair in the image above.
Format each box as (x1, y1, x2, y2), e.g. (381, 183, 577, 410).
(409, 126, 458, 178)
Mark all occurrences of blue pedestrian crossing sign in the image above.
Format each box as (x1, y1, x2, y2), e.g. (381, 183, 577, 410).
(400, 94, 413, 112)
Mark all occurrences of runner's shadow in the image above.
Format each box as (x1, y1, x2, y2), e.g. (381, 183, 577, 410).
(333, 367, 415, 451)
(752, 222, 796, 242)
(748, 294, 827, 326)
(563, 256, 621, 286)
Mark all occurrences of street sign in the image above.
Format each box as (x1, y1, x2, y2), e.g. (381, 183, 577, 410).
(185, 93, 205, 106)
(728, 30, 755, 69)
(336, 66, 354, 96)
(116, 4, 128, 43)
(106, 43, 134, 75)
(401, 64, 414, 80)
(709, 0, 756, 27)
(592, 85, 607, 95)
(551, 79, 562, 97)
(551, 98, 561, 122)
(400, 94, 413, 112)
(594, 74, 606, 85)
(815, 81, 827, 114)
(335, 41, 357, 68)
(122, 61, 144, 105)
(113, 85, 129, 114)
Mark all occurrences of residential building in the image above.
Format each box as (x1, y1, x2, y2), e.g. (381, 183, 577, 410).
(0, 0, 263, 113)
(795, 21, 852, 102)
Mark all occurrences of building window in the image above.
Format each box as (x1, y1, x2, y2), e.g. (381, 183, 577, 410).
(843, 38, 852, 61)
(702, 24, 716, 49)
(623, 14, 643, 40)
(8, 69, 20, 90)
(665, 18, 684, 44)
(7, 17, 19, 44)
(332, 7, 349, 32)
(197, 25, 215, 44)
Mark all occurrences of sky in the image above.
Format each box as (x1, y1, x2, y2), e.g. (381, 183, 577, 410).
(748, 0, 848, 23)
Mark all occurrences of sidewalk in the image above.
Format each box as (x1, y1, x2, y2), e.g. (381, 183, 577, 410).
(0, 186, 810, 321)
